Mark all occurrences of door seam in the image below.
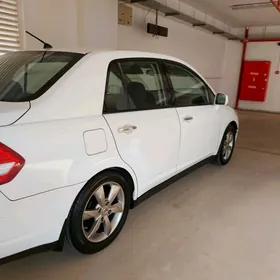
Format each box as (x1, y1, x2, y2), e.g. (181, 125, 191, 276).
(102, 114, 139, 197)
(174, 108, 182, 172)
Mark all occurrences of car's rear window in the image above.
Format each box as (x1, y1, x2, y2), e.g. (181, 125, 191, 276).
(0, 51, 84, 102)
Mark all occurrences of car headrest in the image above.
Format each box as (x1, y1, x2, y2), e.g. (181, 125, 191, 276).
(127, 82, 156, 109)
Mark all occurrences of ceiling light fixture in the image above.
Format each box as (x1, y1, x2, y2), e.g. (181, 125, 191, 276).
(231, 1, 272, 10)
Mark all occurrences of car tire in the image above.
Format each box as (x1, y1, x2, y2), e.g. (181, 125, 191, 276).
(214, 124, 236, 166)
(66, 171, 131, 254)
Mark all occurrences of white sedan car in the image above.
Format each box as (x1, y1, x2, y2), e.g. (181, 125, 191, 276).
(0, 50, 238, 261)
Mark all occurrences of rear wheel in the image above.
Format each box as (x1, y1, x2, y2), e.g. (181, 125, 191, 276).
(214, 124, 236, 166)
(66, 171, 131, 254)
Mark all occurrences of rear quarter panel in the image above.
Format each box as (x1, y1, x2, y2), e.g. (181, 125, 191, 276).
(0, 116, 137, 201)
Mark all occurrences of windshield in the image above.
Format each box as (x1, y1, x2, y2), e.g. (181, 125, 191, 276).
(0, 51, 84, 102)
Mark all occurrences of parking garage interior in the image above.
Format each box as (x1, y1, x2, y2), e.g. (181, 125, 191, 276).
(1, 0, 280, 279)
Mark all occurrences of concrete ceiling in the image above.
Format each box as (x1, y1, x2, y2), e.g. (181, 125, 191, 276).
(181, 0, 280, 27)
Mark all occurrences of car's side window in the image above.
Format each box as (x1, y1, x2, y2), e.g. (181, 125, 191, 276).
(104, 62, 131, 113)
(165, 62, 213, 107)
(104, 59, 170, 113)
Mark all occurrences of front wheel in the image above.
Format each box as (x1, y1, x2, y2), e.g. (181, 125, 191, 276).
(214, 124, 236, 166)
(66, 171, 131, 254)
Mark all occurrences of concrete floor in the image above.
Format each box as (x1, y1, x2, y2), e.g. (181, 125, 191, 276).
(236, 110, 280, 155)
(1, 110, 280, 280)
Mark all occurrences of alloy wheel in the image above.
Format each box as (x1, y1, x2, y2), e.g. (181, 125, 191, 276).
(82, 182, 125, 243)
(222, 131, 234, 160)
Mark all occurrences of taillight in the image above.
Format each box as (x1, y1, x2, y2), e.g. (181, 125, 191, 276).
(0, 142, 25, 185)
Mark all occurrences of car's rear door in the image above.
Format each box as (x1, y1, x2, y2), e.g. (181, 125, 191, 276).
(103, 58, 180, 197)
(164, 61, 220, 172)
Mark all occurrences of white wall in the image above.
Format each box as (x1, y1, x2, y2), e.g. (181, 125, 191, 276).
(22, 0, 78, 50)
(220, 41, 243, 107)
(20, 0, 242, 105)
(78, 0, 118, 50)
(22, 0, 118, 50)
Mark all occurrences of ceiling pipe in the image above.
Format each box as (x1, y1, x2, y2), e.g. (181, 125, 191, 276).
(270, 0, 280, 12)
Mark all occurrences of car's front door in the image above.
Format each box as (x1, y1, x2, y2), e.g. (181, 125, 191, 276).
(103, 59, 180, 197)
(164, 61, 220, 172)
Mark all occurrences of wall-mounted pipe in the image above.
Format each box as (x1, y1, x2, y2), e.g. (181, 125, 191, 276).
(235, 28, 249, 109)
(270, 0, 280, 13)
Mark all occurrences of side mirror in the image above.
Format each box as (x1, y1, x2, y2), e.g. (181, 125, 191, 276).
(215, 93, 228, 105)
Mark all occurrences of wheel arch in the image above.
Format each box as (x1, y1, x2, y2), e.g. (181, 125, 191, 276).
(229, 120, 238, 132)
(61, 165, 137, 249)
(77, 166, 137, 208)
(215, 119, 239, 155)
(109, 167, 136, 207)
(63, 166, 136, 253)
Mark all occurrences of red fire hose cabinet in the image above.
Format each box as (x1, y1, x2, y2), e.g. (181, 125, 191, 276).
(239, 61, 271, 102)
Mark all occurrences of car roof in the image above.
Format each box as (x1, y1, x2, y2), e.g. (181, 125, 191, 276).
(18, 49, 188, 65)
(86, 50, 185, 63)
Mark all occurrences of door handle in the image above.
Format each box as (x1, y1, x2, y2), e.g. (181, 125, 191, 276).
(183, 116, 193, 122)
(117, 124, 137, 134)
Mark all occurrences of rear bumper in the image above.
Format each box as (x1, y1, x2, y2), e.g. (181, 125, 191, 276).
(0, 182, 85, 260)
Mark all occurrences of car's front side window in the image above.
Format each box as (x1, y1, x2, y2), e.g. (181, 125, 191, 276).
(104, 59, 170, 113)
(165, 62, 213, 107)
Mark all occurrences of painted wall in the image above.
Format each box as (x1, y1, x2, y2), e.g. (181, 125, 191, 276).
(20, 0, 242, 105)
(220, 41, 243, 107)
(22, 0, 118, 51)
(22, 0, 78, 50)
